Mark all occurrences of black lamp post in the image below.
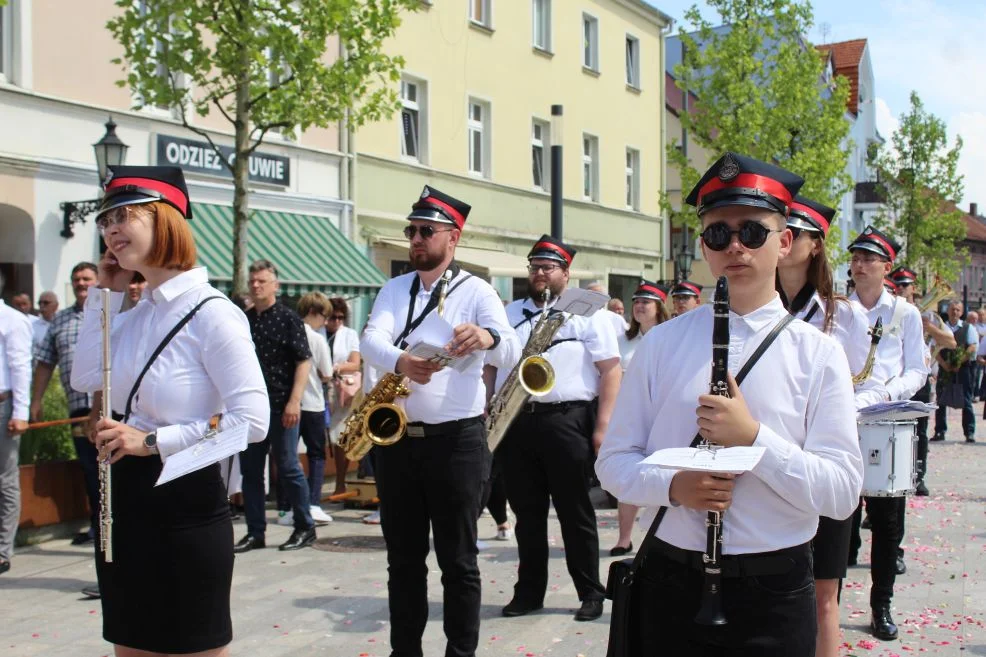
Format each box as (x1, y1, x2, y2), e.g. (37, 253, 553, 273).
(675, 236, 694, 282)
(60, 117, 129, 238)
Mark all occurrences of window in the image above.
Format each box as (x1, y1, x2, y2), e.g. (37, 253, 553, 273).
(582, 134, 599, 202)
(582, 14, 599, 71)
(266, 46, 294, 138)
(470, 0, 492, 29)
(400, 77, 428, 162)
(0, 2, 11, 83)
(532, 0, 551, 51)
(135, 1, 186, 113)
(625, 148, 640, 210)
(468, 98, 491, 178)
(625, 35, 640, 88)
(532, 119, 550, 190)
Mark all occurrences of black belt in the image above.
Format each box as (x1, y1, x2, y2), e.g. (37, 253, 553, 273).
(523, 399, 592, 414)
(405, 415, 483, 438)
(0, 391, 9, 402)
(647, 538, 809, 578)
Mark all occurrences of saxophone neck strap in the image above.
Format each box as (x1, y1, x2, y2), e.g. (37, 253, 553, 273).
(394, 262, 469, 348)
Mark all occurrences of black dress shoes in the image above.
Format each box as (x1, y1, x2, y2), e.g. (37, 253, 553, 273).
(966, 435, 976, 443)
(861, 515, 872, 530)
(0, 559, 10, 575)
(930, 433, 945, 442)
(915, 478, 929, 496)
(71, 532, 94, 546)
(574, 599, 604, 621)
(81, 584, 101, 599)
(233, 534, 265, 554)
(871, 606, 899, 640)
(609, 542, 634, 557)
(502, 598, 544, 617)
(895, 555, 907, 575)
(279, 527, 316, 551)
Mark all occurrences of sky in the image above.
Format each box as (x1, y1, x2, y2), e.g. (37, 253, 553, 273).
(644, 0, 985, 212)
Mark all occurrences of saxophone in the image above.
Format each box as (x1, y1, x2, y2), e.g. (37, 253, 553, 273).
(485, 290, 564, 453)
(851, 317, 883, 385)
(338, 270, 453, 461)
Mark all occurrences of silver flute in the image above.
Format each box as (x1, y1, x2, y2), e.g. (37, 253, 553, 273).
(99, 288, 113, 563)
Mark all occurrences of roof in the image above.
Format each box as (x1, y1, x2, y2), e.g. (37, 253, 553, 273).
(962, 212, 986, 243)
(816, 38, 867, 116)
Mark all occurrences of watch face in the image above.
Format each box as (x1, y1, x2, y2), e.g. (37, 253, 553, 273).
(145, 432, 157, 447)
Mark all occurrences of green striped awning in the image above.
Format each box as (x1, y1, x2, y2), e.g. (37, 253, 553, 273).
(191, 204, 386, 297)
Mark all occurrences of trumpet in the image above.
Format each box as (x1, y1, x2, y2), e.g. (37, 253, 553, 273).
(99, 288, 113, 563)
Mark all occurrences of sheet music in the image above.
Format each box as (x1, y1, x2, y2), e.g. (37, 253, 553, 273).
(641, 446, 766, 474)
(404, 310, 481, 373)
(553, 288, 609, 316)
(857, 400, 936, 422)
(156, 421, 249, 487)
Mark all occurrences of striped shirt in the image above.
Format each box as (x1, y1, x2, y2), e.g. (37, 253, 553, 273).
(35, 303, 91, 413)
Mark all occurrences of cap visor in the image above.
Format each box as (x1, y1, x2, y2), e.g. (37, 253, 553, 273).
(528, 252, 569, 264)
(407, 210, 456, 225)
(848, 242, 890, 259)
(787, 217, 824, 234)
(95, 194, 159, 220)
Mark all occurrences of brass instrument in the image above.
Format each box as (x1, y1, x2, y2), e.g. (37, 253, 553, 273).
(338, 270, 453, 461)
(99, 288, 113, 563)
(485, 289, 563, 452)
(917, 279, 956, 360)
(851, 317, 883, 385)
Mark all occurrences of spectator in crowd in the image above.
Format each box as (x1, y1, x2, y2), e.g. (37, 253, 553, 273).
(126, 272, 147, 304)
(30, 291, 58, 357)
(0, 271, 33, 575)
(322, 297, 361, 496)
(607, 297, 625, 318)
(932, 300, 978, 443)
(10, 294, 32, 315)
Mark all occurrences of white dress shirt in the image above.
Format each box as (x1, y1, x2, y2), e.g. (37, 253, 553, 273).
(617, 332, 641, 371)
(850, 289, 929, 401)
(496, 296, 619, 402)
(302, 325, 332, 413)
(0, 300, 33, 421)
(792, 292, 888, 409)
(325, 324, 360, 368)
(30, 316, 50, 355)
(361, 267, 519, 423)
(602, 309, 629, 337)
(596, 295, 863, 554)
(71, 268, 270, 462)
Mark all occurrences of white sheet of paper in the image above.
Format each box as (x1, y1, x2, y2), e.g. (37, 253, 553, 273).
(641, 446, 766, 474)
(406, 341, 478, 373)
(155, 421, 250, 487)
(405, 311, 454, 349)
(553, 288, 609, 317)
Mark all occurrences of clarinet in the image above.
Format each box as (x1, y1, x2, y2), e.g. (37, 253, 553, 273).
(99, 288, 114, 563)
(694, 275, 729, 626)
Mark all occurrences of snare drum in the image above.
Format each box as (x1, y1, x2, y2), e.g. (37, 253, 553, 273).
(858, 420, 918, 497)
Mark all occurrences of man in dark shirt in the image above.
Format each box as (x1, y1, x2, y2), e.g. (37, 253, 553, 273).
(234, 259, 316, 553)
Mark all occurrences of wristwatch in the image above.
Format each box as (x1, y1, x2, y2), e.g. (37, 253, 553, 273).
(485, 327, 501, 350)
(143, 431, 159, 455)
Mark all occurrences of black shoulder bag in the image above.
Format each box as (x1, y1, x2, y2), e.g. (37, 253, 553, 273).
(604, 313, 795, 657)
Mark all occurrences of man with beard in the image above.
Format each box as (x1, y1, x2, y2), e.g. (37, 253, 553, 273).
(360, 185, 519, 657)
(496, 235, 621, 622)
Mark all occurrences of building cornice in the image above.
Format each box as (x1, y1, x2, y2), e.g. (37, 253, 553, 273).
(614, 0, 674, 28)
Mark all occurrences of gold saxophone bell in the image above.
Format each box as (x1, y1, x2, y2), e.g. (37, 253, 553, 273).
(518, 355, 555, 396)
(364, 403, 407, 446)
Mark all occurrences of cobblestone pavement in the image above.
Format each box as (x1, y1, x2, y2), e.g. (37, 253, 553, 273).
(1, 406, 984, 656)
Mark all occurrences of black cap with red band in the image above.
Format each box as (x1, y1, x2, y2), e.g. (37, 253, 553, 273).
(528, 234, 576, 267)
(685, 152, 804, 216)
(97, 165, 192, 219)
(408, 185, 471, 230)
(632, 280, 667, 303)
(789, 195, 835, 238)
(890, 266, 918, 286)
(671, 280, 703, 298)
(849, 225, 901, 262)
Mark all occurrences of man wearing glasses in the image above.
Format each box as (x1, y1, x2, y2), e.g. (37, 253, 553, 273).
(496, 234, 621, 623)
(597, 152, 861, 655)
(670, 280, 704, 316)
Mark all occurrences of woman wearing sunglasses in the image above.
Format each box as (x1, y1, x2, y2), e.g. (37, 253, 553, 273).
(776, 195, 888, 657)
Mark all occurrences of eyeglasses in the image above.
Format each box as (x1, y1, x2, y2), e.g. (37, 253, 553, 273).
(95, 205, 152, 234)
(403, 225, 454, 240)
(527, 263, 562, 275)
(699, 221, 782, 251)
(38, 300, 54, 306)
(326, 314, 345, 321)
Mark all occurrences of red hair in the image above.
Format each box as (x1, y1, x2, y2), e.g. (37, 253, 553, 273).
(144, 201, 197, 270)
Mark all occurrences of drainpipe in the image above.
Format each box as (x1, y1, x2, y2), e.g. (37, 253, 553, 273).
(660, 17, 674, 280)
(339, 39, 356, 242)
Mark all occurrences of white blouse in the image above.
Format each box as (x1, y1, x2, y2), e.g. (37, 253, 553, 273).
(617, 332, 641, 371)
(71, 268, 270, 462)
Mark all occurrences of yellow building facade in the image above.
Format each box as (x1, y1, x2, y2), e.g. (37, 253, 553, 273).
(356, 0, 671, 301)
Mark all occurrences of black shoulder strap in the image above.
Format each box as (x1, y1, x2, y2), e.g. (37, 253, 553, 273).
(123, 296, 224, 422)
(803, 301, 821, 324)
(393, 265, 471, 348)
(628, 312, 796, 569)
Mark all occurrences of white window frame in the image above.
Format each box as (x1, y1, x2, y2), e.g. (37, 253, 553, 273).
(265, 45, 296, 141)
(0, 2, 13, 84)
(532, 118, 550, 191)
(625, 34, 640, 89)
(625, 148, 640, 211)
(134, 2, 187, 119)
(582, 13, 599, 72)
(400, 76, 428, 164)
(467, 97, 491, 178)
(582, 133, 599, 202)
(532, 0, 551, 52)
(470, 0, 492, 29)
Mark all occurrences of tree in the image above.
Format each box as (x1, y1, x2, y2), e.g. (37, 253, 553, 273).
(664, 0, 853, 260)
(869, 91, 965, 280)
(107, 0, 418, 293)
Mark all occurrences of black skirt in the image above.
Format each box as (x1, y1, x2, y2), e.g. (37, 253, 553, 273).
(811, 515, 853, 580)
(95, 453, 234, 653)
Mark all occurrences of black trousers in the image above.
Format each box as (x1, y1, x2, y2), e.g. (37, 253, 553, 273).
(69, 407, 97, 533)
(376, 418, 489, 657)
(482, 450, 508, 526)
(914, 379, 931, 480)
(849, 496, 904, 608)
(934, 366, 975, 437)
(501, 402, 605, 604)
(635, 544, 816, 656)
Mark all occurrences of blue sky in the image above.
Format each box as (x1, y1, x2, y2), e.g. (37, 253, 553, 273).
(645, 0, 986, 211)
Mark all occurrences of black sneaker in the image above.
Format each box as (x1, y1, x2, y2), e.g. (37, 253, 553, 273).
(930, 433, 945, 442)
(915, 479, 929, 496)
(965, 435, 976, 443)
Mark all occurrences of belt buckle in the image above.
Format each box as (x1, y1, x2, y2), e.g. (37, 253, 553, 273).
(406, 425, 426, 438)
(525, 401, 536, 414)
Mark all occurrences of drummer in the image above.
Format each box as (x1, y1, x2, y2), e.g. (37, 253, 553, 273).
(847, 227, 928, 642)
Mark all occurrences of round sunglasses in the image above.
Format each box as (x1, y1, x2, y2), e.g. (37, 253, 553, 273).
(699, 221, 783, 251)
(403, 224, 455, 240)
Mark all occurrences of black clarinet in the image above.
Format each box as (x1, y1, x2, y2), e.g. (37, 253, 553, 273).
(694, 275, 729, 626)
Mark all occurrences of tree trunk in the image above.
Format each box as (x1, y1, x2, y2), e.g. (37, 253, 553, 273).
(231, 8, 252, 297)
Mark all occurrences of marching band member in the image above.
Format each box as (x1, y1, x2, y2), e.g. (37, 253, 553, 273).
(497, 235, 621, 622)
(70, 165, 270, 655)
(671, 280, 703, 316)
(610, 281, 670, 557)
(847, 226, 929, 641)
(597, 153, 862, 655)
(776, 195, 885, 657)
(360, 186, 519, 657)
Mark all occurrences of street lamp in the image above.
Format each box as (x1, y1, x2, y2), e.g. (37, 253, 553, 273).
(675, 237, 694, 282)
(60, 117, 129, 238)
